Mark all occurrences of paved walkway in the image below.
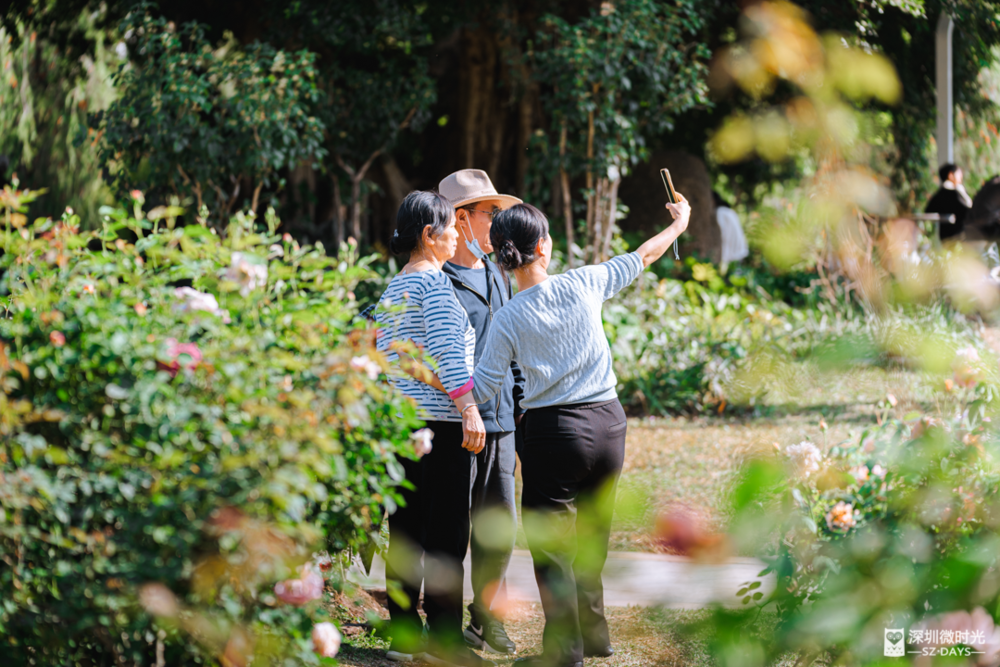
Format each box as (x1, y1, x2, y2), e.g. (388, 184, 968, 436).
(349, 550, 775, 609)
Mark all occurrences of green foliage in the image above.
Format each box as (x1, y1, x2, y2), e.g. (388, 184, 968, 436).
(0, 188, 420, 664)
(693, 381, 1000, 665)
(605, 261, 815, 415)
(90, 4, 326, 222)
(0, 9, 117, 223)
(530, 0, 710, 263)
(291, 0, 437, 167)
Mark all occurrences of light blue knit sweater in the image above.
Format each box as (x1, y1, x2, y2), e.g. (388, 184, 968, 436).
(471, 252, 643, 409)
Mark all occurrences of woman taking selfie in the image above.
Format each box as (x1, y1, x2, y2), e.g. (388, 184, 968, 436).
(374, 190, 493, 667)
(470, 197, 690, 667)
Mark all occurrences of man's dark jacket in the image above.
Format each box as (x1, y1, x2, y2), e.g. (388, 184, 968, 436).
(926, 187, 971, 240)
(443, 258, 525, 434)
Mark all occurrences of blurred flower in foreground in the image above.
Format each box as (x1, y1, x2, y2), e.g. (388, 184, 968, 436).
(138, 582, 179, 618)
(174, 286, 231, 322)
(825, 500, 858, 533)
(311, 622, 341, 658)
(410, 428, 434, 458)
(221, 628, 252, 667)
(49, 331, 66, 347)
(945, 253, 1000, 313)
(953, 346, 982, 388)
(784, 441, 822, 477)
(350, 354, 381, 381)
(226, 252, 268, 297)
(273, 565, 324, 606)
(158, 338, 203, 378)
(848, 465, 869, 485)
(655, 505, 727, 560)
(911, 416, 946, 439)
(912, 607, 1000, 667)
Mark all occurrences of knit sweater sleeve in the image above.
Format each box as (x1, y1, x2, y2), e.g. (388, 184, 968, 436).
(596, 252, 644, 301)
(471, 313, 515, 405)
(421, 274, 475, 397)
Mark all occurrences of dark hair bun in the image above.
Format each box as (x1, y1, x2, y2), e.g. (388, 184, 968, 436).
(491, 203, 549, 271)
(497, 239, 522, 271)
(391, 191, 453, 256)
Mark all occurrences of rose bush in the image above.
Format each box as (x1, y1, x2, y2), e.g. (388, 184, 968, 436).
(0, 186, 421, 664)
(688, 381, 1000, 665)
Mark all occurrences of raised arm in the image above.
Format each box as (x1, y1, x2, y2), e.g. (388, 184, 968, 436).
(471, 323, 515, 406)
(635, 193, 691, 268)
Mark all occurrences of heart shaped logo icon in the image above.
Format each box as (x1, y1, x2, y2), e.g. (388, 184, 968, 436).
(887, 631, 903, 645)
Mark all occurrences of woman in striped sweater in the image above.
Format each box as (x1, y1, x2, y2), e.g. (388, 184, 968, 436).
(374, 191, 493, 667)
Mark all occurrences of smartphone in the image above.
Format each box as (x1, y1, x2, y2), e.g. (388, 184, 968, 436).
(660, 168, 680, 259)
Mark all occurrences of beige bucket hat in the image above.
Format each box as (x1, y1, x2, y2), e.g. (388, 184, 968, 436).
(438, 169, 522, 210)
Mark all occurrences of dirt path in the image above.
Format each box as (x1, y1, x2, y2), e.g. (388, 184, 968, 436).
(348, 550, 774, 609)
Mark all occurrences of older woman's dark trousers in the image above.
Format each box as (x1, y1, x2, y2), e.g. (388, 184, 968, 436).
(385, 421, 474, 652)
(520, 399, 627, 664)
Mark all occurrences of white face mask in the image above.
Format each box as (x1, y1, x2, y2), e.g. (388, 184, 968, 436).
(460, 215, 488, 261)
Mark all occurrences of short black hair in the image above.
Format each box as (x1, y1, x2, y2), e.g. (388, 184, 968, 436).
(491, 203, 550, 271)
(390, 191, 453, 256)
(939, 163, 960, 183)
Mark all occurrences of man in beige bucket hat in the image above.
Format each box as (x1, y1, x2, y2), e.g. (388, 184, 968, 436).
(438, 169, 524, 657)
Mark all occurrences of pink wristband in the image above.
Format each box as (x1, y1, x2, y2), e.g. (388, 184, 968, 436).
(448, 378, 474, 399)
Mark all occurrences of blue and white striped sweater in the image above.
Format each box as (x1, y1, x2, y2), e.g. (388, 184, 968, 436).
(375, 269, 476, 422)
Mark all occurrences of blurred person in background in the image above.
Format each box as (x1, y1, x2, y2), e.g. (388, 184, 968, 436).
(713, 191, 748, 271)
(926, 163, 972, 241)
(438, 169, 525, 657)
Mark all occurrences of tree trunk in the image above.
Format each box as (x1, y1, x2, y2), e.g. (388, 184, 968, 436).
(601, 176, 620, 262)
(559, 123, 575, 269)
(584, 107, 596, 262)
(332, 175, 344, 249)
(516, 82, 536, 196)
(590, 177, 605, 264)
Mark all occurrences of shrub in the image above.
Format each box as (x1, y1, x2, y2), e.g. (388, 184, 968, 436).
(691, 382, 1000, 665)
(91, 4, 326, 220)
(0, 187, 420, 664)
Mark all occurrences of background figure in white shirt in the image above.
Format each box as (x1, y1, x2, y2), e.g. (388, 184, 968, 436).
(713, 191, 749, 271)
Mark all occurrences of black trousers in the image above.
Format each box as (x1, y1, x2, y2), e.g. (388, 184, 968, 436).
(385, 421, 474, 651)
(470, 430, 517, 620)
(520, 399, 627, 663)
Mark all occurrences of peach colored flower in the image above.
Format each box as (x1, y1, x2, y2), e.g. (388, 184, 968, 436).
(825, 501, 858, 532)
(848, 465, 869, 485)
(911, 416, 945, 439)
(49, 331, 65, 347)
(274, 565, 324, 606)
(312, 622, 341, 658)
(134, 303, 147, 316)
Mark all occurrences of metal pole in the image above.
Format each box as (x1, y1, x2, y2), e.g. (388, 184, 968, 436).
(936, 12, 954, 167)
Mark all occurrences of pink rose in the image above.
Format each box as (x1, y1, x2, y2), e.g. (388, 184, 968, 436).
(49, 331, 66, 347)
(157, 338, 203, 378)
(273, 566, 324, 606)
(312, 622, 341, 658)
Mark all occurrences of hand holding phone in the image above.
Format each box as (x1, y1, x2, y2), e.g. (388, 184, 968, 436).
(660, 168, 681, 260)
